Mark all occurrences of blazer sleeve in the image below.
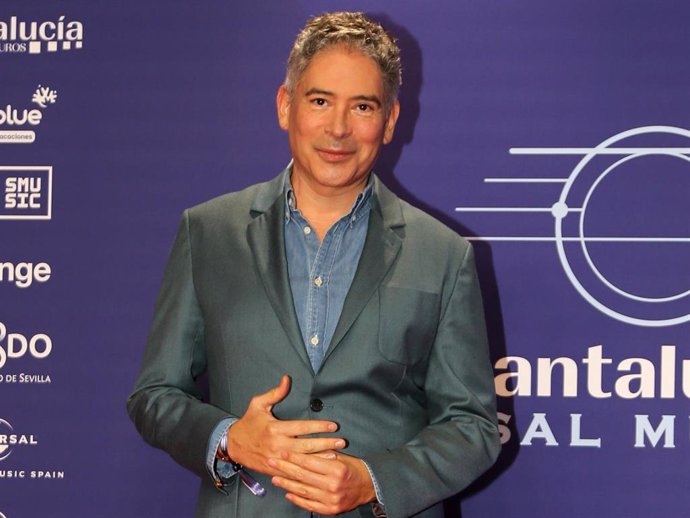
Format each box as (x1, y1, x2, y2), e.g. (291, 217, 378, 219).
(362, 243, 500, 518)
(127, 211, 233, 480)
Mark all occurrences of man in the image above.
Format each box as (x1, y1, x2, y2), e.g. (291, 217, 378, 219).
(128, 12, 500, 518)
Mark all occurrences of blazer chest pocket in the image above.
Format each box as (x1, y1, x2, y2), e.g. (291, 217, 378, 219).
(377, 286, 441, 365)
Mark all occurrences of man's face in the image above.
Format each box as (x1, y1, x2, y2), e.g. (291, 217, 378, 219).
(277, 45, 399, 196)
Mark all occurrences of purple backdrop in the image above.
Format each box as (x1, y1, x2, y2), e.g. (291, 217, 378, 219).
(1, 1, 688, 516)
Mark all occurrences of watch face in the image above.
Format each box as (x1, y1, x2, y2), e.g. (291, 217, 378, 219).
(213, 457, 237, 484)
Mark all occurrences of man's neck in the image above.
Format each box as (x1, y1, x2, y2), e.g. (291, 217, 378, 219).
(290, 173, 369, 242)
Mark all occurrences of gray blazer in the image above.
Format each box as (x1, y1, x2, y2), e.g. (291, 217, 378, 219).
(127, 171, 500, 518)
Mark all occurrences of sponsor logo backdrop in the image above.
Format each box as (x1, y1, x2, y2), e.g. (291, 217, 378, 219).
(1, 1, 687, 516)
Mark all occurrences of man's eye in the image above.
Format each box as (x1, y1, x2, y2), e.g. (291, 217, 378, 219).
(311, 98, 327, 106)
(357, 104, 372, 112)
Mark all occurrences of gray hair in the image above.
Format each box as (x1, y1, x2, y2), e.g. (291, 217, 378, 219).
(285, 12, 402, 114)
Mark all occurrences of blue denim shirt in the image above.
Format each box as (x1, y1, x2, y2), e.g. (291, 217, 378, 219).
(284, 175, 372, 373)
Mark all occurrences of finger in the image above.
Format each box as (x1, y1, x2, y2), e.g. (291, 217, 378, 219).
(312, 450, 337, 460)
(250, 375, 291, 411)
(277, 419, 339, 436)
(273, 451, 337, 478)
(272, 473, 326, 500)
(294, 437, 346, 454)
(268, 455, 326, 487)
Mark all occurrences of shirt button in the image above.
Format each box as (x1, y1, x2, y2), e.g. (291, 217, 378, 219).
(314, 276, 323, 287)
(303, 226, 312, 235)
(310, 398, 324, 412)
(310, 335, 319, 346)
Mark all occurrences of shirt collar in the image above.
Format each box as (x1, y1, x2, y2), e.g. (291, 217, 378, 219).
(283, 167, 373, 225)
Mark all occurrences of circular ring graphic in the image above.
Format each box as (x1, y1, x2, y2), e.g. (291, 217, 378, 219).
(580, 152, 690, 303)
(554, 125, 690, 327)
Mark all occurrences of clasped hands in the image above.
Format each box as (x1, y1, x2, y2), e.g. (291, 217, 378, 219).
(226, 375, 376, 515)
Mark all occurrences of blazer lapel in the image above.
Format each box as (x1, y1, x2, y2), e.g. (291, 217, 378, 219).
(246, 174, 312, 371)
(323, 176, 404, 364)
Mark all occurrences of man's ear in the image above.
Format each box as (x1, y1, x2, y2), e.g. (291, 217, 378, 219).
(276, 85, 291, 131)
(383, 99, 400, 145)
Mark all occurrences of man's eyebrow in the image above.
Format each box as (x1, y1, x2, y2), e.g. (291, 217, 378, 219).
(304, 88, 334, 97)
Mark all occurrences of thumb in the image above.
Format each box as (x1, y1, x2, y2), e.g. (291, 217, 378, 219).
(254, 375, 291, 411)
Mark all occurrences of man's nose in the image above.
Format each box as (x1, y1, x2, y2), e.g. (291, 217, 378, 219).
(325, 107, 351, 138)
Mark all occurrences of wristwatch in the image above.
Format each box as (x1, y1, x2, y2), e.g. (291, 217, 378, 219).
(216, 431, 243, 473)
